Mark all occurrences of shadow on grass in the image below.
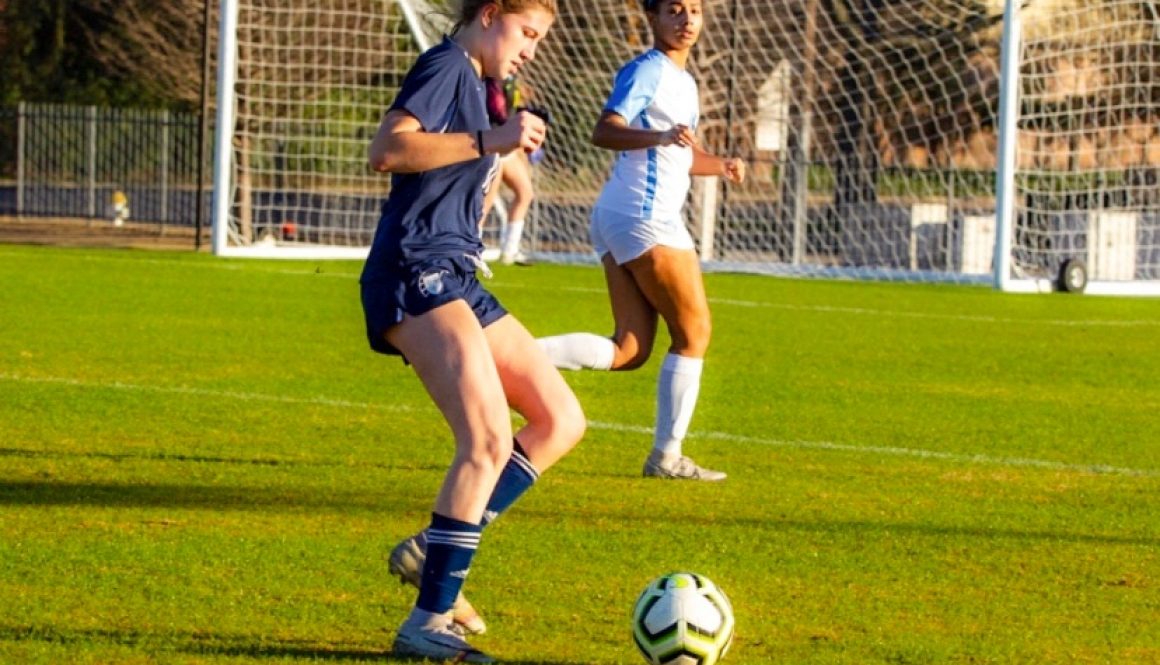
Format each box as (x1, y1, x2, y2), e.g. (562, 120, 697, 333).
(3, 479, 1155, 549)
(515, 505, 1160, 548)
(0, 479, 410, 513)
(0, 446, 447, 472)
(0, 624, 587, 664)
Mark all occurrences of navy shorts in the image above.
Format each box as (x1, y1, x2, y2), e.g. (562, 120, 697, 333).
(361, 254, 508, 357)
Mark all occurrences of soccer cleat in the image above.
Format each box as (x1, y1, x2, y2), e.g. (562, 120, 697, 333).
(388, 534, 488, 635)
(642, 450, 727, 481)
(392, 608, 495, 663)
(499, 251, 534, 267)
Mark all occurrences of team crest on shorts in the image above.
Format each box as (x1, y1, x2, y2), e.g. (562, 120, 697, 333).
(417, 268, 449, 297)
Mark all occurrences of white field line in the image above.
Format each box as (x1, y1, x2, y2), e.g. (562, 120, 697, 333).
(2, 248, 1156, 327)
(705, 298, 1160, 328)
(0, 373, 408, 412)
(2, 373, 1156, 478)
(0, 248, 357, 279)
(513, 284, 1159, 328)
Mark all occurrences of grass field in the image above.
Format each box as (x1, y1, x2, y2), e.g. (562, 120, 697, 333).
(1, 244, 1157, 664)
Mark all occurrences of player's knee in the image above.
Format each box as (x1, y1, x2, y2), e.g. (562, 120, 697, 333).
(673, 316, 711, 356)
(513, 184, 534, 206)
(692, 323, 713, 354)
(523, 396, 585, 463)
(536, 392, 585, 444)
(554, 395, 586, 446)
(612, 338, 653, 370)
(615, 353, 650, 371)
(463, 430, 513, 473)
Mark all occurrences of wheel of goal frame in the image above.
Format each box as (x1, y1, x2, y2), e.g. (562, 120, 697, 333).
(1057, 258, 1088, 294)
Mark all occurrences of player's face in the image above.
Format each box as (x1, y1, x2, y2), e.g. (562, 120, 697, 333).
(485, 6, 554, 79)
(651, 0, 703, 52)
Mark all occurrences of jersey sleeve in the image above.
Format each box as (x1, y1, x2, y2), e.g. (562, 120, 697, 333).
(603, 55, 663, 123)
(390, 48, 463, 133)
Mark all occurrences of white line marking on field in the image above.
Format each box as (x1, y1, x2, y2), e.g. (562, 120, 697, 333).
(3, 373, 1155, 478)
(510, 285, 1159, 328)
(2, 249, 1154, 327)
(706, 299, 1160, 328)
(0, 373, 410, 412)
(0, 249, 358, 279)
(584, 420, 1157, 477)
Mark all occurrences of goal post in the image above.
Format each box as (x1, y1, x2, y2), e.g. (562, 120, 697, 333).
(212, 0, 1160, 295)
(994, 0, 1160, 296)
(210, 0, 239, 257)
(211, 0, 434, 259)
(993, 0, 1022, 293)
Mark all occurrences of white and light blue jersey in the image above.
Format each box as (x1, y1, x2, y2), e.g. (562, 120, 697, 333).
(594, 49, 699, 221)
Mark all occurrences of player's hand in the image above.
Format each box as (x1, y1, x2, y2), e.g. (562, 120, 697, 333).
(492, 111, 547, 155)
(659, 124, 696, 148)
(722, 157, 746, 184)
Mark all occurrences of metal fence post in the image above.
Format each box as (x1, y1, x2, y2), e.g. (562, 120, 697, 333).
(16, 102, 25, 216)
(87, 105, 97, 219)
(160, 109, 170, 226)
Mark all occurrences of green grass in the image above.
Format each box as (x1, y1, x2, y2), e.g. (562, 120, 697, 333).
(0, 244, 1157, 664)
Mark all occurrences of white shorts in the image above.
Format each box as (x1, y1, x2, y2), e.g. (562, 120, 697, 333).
(589, 207, 695, 265)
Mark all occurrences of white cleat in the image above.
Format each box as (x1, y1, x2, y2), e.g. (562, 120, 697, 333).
(392, 608, 494, 663)
(642, 450, 727, 481)
(388, 534, 488, 635)
(499, 251, 533, 266)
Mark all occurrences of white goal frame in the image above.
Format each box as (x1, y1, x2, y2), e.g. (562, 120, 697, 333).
(211, 0, 1160, 295)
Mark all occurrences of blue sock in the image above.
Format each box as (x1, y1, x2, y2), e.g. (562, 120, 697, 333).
(481, 440, 540, 526)
(416, 513, 483, 614)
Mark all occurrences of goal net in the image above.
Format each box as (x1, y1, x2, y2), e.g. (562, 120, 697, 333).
(1000, 0, 1160, 294)
(212, 0, 1160, 294)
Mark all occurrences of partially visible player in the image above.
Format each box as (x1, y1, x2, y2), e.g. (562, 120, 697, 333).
(361, 0, 583, 661)
(537, 0, 745, 480)
(482, 75, 537, 265)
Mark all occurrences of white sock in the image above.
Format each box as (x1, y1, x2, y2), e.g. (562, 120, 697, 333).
(501, 220, 525, 257)
(537, 333, 615, 371)
(654, 353, 703, 456)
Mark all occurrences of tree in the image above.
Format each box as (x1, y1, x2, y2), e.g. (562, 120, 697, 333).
(0, 0, 207, 109)
(820, 0, 1003, 211)
(81, 0, 213, 110)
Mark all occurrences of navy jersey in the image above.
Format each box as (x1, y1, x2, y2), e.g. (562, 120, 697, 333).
(362, 37, 500, 284)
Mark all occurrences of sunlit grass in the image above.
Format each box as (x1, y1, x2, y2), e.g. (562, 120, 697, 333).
(0, 245, 1157, 664)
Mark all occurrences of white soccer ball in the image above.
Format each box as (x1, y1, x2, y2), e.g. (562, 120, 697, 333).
(632, 572, 735, 665)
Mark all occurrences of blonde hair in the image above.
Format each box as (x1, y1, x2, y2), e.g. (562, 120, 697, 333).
(449, 0, 558, 34)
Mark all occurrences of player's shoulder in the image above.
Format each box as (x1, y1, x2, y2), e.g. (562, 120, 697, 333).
(618, 49, 667, 77)
(611, 50, 668, 97)
(412, 37, 473, 78)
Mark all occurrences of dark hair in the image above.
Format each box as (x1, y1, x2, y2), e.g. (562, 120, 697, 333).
(643, 0, 661, 12)
(449, 0, 559, 34)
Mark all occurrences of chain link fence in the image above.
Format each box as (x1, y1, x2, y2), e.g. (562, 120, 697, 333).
(0, 103, 209, 231)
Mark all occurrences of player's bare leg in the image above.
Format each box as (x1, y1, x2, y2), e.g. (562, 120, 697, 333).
(624, 246, 724, 481)
(486, 314, 586, 471)
(499, 154, 536, 265)
(384, 302, 509, 645)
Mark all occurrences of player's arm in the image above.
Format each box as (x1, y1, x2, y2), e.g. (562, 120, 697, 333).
(690, 144, 746, 184)
(591, 111, 696, 151)
(368, 111, 482, 173)
(369, 110, 545, 174)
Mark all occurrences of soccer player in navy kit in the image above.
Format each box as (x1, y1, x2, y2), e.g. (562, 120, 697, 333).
(537, 0, 745, 481)
(360, 1, 583, 661)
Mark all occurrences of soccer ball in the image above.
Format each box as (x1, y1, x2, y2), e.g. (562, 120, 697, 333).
(632, 572, 735, 665)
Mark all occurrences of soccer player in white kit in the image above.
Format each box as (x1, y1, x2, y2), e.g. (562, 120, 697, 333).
(538, 0, 745, 480)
